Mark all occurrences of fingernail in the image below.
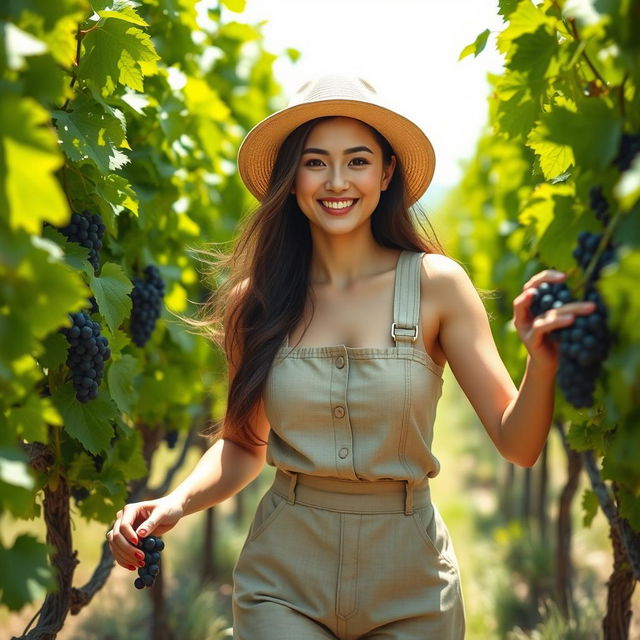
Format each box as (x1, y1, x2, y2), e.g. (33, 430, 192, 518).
(130, 537, 138, 545)
(138, 529, 146, 536)
(128, 565, 136, 571)
(136, 552, 144, 560)
(139, 561, 145, 567)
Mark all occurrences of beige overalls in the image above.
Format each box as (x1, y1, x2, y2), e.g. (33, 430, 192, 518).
(231, 250, 466, 639)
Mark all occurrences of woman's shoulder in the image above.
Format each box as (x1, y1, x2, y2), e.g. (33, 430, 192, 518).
(419, 252, 472, 284)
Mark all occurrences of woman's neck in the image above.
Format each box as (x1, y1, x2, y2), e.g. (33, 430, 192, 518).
(308, 227, 400, 288)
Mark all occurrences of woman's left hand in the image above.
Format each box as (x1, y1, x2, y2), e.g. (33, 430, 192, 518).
(512, 269, 597, 373)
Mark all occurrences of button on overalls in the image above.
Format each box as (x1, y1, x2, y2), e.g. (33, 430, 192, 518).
(231, 250, 466, 639)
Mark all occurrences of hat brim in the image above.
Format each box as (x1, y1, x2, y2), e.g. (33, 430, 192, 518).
(237, 99, 435, 206)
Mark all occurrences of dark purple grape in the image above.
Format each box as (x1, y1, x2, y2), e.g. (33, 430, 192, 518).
(133, 536, 165, 589)
(612, 132, 640, 172)
(60, 310, 111, 403)
(129, 265, 165, 347)
(53, 211, 106, 273)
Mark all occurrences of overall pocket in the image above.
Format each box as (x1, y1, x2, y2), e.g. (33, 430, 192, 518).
(246, 489, 289, 543)
(410, 503, 459, 574)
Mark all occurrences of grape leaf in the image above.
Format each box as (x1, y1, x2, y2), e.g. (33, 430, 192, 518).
(7, 395, 62, 442)
(580, 488, 600, 528)
(0, 535, 54, 611)
(107, 353, 140, 415)
(221, 0, 247, 12)
(459, 29, 491, 61)
(78, 18, 160, 95)
(0, 95, 67, 233)
(52, 383, 118, 454)
(52, 95, 130, 173)
(88, 262, 133, 333)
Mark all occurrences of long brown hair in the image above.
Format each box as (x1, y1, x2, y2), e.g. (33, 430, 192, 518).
(184, 116, 447, 450)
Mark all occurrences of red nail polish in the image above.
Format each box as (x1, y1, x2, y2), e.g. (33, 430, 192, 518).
(128, 565, 136, 571)
(131, 537, 138, 545)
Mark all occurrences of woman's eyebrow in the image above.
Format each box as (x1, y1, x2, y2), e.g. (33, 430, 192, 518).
(301, 146, 374, 155)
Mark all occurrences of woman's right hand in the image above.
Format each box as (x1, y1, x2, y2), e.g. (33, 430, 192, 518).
(106, 495, 184, 570)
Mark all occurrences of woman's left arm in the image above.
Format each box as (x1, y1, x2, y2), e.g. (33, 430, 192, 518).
(426, 255, 596, 468)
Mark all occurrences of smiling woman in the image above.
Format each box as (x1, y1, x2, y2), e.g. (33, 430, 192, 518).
(292, 117, 397, 231)
(107, 73, 595, 640)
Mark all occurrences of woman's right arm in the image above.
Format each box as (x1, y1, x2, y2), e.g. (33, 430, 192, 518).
(107, 279, 270, 570)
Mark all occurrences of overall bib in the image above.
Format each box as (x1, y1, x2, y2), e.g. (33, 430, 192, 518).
(231, 250, 466, 639)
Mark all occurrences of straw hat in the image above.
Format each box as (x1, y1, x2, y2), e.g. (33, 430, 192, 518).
(237, 73, 436, 205)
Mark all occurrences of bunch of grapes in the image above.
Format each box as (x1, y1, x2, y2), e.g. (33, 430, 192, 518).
(613, 132, 640, 172)
(164, 429, 179, 449)
(61, 311, 111, 402)
(56, 211, 106, 272)
(71, 486, 90, 505)
(588, 185, 610, 226)
(130, 265, 165, 347)
(134, 536, 165, 589)
(572, 231, 617, 282)
(531, 281, 611, 408)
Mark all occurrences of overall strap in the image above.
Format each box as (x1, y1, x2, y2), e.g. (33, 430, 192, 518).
(391, 250, 423, 351)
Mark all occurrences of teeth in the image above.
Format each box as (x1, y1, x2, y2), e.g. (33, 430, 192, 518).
(320, 199, 354, 209)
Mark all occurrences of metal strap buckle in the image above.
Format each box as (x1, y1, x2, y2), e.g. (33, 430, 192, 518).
(390, 322, 419, 343)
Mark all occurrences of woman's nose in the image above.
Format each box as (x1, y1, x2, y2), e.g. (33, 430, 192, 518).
(325, 167, 349, 191)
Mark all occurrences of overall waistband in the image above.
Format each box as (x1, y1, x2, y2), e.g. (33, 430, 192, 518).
(271, 468, 431, 515)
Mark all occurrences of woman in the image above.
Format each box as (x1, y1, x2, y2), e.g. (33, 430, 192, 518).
(107, 74, 596, 639)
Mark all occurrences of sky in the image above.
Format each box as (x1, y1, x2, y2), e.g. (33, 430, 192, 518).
(215, 0, 507, 208)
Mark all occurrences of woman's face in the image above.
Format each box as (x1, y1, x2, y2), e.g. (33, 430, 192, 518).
(292, 116, 396, 237)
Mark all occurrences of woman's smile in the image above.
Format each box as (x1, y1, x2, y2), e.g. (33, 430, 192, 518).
(317, 198, 359, 215)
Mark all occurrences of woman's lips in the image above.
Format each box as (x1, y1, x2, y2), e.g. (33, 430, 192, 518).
(317, 199, 359, 216)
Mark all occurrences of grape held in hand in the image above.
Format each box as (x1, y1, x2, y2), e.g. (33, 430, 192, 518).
(133, 536, 165, 589)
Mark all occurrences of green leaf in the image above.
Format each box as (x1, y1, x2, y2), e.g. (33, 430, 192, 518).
(528, 99, 621, 177)
(0, 535, 54, 611)
(97, 6, 149, 27)
(52, 95, 130, 173)
(285, 47, 300, 62)
(617, 486, 640, 530)
(0, 95, 67, 233)
(220, 0, 247, 12)
(566, 420, 605, 452)
(78, 18, 160, 96)
(94, 173, 139, 216)
(4, 237, 89, 341)
(39, 330, 69, 370)
(7, 395, 62, 442)
(493, 72, 539, 140)
(496, 0, 556, 54)
(508, 26, 558, 85)
(52, 383, 119, 454)
(88, 262, 133, 333)
(498, 0, 521, 20)
(107, 353, 140, 414)
(580, 488, 599, 528)
(459, 28, 491, 60)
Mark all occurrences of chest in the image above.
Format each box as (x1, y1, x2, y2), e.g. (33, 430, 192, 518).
(288, 272, 444, 365)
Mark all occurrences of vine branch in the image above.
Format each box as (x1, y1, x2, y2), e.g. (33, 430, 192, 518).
(581, 449, 640, 581)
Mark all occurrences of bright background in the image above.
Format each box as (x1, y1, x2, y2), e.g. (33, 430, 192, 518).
(216, 0, 507, 208)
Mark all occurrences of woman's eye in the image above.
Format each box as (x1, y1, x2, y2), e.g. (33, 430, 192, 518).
(303, 157, 369, 167)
